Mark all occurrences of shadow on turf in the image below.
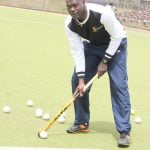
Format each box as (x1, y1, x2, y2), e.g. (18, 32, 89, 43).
(44, 121, 118, 141)
(90, 121, 118, 141)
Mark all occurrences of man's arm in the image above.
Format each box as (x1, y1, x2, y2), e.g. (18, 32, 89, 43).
(97, 8, 126, 77)
(65, 16, 85, 78)
(101, 7, 126, 63)
(65, 16, 85, 96)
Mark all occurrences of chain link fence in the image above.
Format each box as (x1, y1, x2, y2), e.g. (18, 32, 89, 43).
(0, 0, 149, 12)
(0, 0, 67, 13)
(86, 0, 150, 10)
(0, 0, 149, 30)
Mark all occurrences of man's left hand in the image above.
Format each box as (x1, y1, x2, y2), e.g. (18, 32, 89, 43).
(97, 61, 108, 78)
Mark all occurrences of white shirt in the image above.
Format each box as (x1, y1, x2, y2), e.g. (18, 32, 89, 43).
(65, 3, 126, 75)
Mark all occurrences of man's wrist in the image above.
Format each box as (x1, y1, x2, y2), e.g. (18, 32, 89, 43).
(102, 52, 113, 64)
(77, 72, 85, 79)
(78, 77, 85, 83)
(102, 58, 109, 64)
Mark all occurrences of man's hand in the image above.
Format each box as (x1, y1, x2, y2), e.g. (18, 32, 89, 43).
(97, 61, 108, 78)
(75, 77, 85, 97)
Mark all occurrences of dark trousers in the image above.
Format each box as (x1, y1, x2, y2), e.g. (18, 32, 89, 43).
(71, 38, 131, 134)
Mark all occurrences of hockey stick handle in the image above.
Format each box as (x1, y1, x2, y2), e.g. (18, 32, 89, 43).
(38, 73, 98, 133)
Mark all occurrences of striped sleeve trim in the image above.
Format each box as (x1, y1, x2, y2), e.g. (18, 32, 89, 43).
(77, 72, 85, 78)
(104, 52, 113, 61)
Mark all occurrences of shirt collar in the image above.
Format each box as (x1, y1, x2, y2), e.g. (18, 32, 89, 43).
(75, 4, 90, 25)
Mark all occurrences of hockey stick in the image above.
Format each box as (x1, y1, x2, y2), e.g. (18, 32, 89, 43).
(38, 73, 98, 137)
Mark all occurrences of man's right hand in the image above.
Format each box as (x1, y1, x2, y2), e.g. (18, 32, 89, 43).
(75, 77, 85, 97)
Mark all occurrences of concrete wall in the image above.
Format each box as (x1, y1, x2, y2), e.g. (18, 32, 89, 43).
(0, 0, 149, 12)
(0, 0, 67, 13)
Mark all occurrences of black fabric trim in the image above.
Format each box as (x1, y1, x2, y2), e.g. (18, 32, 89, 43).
(77, 72, 85, 77)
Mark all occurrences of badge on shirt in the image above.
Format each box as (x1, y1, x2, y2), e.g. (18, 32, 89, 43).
(92, 25, 103, 32)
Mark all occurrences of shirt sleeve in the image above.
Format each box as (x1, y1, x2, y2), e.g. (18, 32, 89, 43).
(101, 8, 126, 61)
(65, 16, 85, 78)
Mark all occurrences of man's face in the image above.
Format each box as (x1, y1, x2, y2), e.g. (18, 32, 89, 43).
(65, 0, 85, 20)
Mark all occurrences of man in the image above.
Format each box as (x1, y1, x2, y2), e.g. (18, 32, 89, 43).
(64, 0, 131, 147)
(107, 2, 117, 12)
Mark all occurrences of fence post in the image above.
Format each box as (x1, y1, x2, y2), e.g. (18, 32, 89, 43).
(13, 0, 16, 7)
(42, 0, 48, 11)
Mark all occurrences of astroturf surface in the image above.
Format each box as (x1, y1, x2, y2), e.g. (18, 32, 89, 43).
(0, 6, 150, 150)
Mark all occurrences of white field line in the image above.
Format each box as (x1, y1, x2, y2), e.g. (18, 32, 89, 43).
(127, 30, 150, 37)
(0, 16, 63, 28)
(126, 27, 150, 37)
(0, 13, 149, 37)
(0, 5, 67, 17)
(0, 147, 101, 150)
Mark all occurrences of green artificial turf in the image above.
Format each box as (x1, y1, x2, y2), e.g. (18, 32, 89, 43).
(0, 6, 150, 150)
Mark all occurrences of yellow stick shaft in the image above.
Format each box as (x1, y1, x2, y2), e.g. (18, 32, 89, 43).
(42, 73, 98, 131)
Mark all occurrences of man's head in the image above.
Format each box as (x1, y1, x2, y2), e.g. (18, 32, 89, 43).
(65, 0, 86, 21)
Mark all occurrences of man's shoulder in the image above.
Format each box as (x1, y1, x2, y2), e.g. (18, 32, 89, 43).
(86, 2, 104, 8)
(86, 3, 106, 14)
(65, 15, 72, 27)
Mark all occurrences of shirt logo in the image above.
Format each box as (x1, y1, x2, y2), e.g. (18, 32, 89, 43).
(92, 25, 103, 32)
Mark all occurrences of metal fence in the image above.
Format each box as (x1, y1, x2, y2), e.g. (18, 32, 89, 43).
(0, 0, 67, 13)
(86, 0, 150, 10)
(0, 0, 149, 13)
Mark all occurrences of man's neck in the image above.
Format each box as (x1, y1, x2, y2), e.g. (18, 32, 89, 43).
(78, 6, 87, 22)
